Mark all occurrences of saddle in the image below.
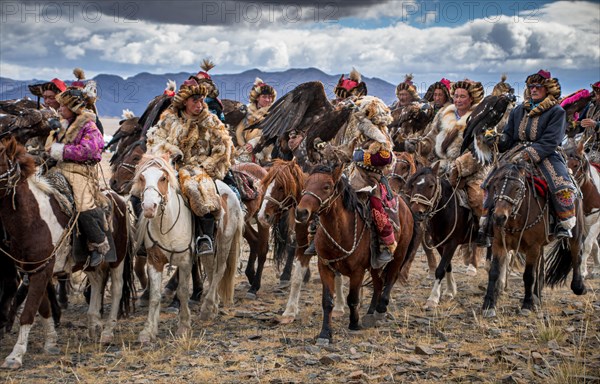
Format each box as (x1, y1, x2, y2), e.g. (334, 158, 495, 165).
(229, 169, 259, 201)
(43, 168, 117, 264)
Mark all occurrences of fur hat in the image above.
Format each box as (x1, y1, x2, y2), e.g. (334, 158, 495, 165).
(171, 79, 208, 110)
(451, 79, 485, 105)
(424, 78, 451, 103)
(56, 81, 97, 114)
(395, 74, 419, 101)
(334, 68, 367, 99)
(524, 69, 561, 99)
(190, 58, 219, 98)
(591, 81, 600, 94)
(249, 77, 276, 105)
(28, 78, 67, 97)
(491, 74, 514, 96)
(71, 68, 86, 88)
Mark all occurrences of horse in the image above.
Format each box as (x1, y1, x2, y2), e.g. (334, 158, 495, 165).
(405, 163, 479, 310)
(0, 137, 134, 369)
(387, 152, 438, 279)
(131, 154, 243, 342)
(295, 165, 418, 344)
(230, 162, 270, 299)
(564, 140, 600, 278)
(257, 160, 346, 324)
(481, 161, 587, 317)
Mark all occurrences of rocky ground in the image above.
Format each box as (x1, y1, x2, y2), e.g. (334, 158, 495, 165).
(1, 118, 599, 383)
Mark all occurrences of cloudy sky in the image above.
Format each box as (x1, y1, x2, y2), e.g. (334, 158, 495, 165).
(1, 0, 599, 94)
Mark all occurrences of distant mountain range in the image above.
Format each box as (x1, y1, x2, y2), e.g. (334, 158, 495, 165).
(0, 68, 397, 118)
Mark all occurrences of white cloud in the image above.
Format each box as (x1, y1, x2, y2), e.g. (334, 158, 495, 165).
(61, 45, 85, 59)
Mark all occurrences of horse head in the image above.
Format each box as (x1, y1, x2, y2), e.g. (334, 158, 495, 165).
(405, 161, 442, 220)
(487, 161, 529, 228)
(564, 139, 589, 184)
(295, 164, 346, 224)
(387, 152, 418, 194)
(131, 154, 177, 218)
(110, 140, 146, 194)
(258, 159, 305, 226)
(0, 137, 36, 194)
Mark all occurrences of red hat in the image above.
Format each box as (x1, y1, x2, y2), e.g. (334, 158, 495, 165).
(333, 68, 367, 99)
(71, 67, 86, 88)
(28, 78, 67, 97)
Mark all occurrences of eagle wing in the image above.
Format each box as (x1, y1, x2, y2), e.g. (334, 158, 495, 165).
(250, 81, 334, 152)
(461, 95, 512, 155)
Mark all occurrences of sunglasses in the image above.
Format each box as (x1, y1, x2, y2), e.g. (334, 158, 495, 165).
(528, 84, 544, 90)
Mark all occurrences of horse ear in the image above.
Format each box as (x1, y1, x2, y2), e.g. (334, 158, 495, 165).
(431, 160, 441, 175)
(332, 163, 344, 182)
(576, 138, 585, 155)
(5, 137, 17, 157)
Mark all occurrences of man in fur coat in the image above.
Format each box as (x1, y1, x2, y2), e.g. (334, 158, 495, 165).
(479, 70, 577, 243)
(46, 83, 114, 267)
(347, 96, 396, 267)
(423, 78, 452, 116)
(146, 79, 235, 256)
(235, 78, 276, 164)
(576, 81, 600, 162)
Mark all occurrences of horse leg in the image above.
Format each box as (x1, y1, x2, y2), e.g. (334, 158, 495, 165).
(520, 247, 540, 315)
(139, 248, 164, 344)
(190, 260, 203, 303)
(443, 262, 457, 299)
(424, 244, 455, 310)
(347, 271, 364, 331)
(56, 272, 70, 310)
(246, 224, 269, 299)
(316, 264, 336, 345)
(332, 272, 346, 317)
(422, 234, 438, 279)
(592, 238, 600, 277)
(482, 245, 508, 317)
(465, 243, 479, 276)
(244, 226, 258, 286)
(100, 263, 125, 345)
(86, 270, 105, 340)
(363, 274, 384, 328)
(533, 252, 544, 309)
(37, 292, 59, 356)
(135, 254, 149, 305)
(279, 257, 309, 323)
(199, 251, 219, 320)
(2, 268, 51, 369)
(175, 260, 192, 336)
(278, 238, 296, 287)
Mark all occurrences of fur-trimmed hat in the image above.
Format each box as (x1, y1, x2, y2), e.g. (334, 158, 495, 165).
(451, 79, 485, 105)
(56, 81, 97, 114)
(249, 77, 276, 105)
(491, 74, 514, 96)
(591, 81, 600, 94)
(171, 79, 208, 110)
(334, 68, 367, 99)
(395, 74, 419, 101)
(189, 58, 219, 99)
(424, 78, 451, 103)
(71, 68, 86, 88)
(28, 78, 67, 97)
(524, 69, 561, 99)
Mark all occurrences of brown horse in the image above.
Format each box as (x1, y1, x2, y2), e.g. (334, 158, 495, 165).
(387, 152, 438, 279)
(0, 138, 134, 369)
(295, 165, 418, 344)
(405, 163, 479, 310)
(481, 161, 587, 317)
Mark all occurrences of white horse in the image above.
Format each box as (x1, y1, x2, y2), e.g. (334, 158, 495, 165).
(132, 155, 243, 343)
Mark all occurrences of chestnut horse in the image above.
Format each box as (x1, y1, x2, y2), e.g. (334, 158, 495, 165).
(258, 160, 346, 324)
(481, 161, 587, 317)
(295, 165, 418, 344)
(405, 163, 479, 310)
(0, 138, 134, 369)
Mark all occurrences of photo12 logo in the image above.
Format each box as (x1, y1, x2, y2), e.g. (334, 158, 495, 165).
(1, 1, 140, 23)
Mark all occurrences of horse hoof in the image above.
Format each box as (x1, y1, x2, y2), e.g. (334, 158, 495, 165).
(59, 302, 68, 310)
(100, 333, 114, 345)
(316, 338, 330, 346)
(199, 311, 215, 321)
(466, 265, 477, 277)
(176, 327, 191, 337)
(428, 272, 436, 280)
(442, 292, 455, 300)
(138, 332, 152, 345)
(45, 345, 60, 355)
(331, 309, 345, 318)
(482, 308, 496, 318)
(277, 280, 291, 289)
(274, 315, 295, 325)
(164, 306, 179, 314)
(423, 300, 438, 311)
(519, 308, 532, 316)
(245, 292, 257, 300)
(1, 359, 21, 370)
(188, 299, 201, 307)
(362, 314, 376, 328)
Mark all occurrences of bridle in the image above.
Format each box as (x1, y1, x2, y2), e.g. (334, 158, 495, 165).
(494, 173, 526, 218)
(0, 157, 21, 198)
(409, 176, 443, 218)
(301, 185, 340, 215)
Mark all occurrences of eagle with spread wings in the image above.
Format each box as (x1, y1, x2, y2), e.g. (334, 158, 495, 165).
(250, 69, 367, 161)
(461, 75, 517, 164)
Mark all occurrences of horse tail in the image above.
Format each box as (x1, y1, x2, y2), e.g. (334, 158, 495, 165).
(545, 240, 573, 288)
(218, 206, 244, 305)
(272, 213, 290, 270)
(119, 206, 137, 317)
(397, 211, 422, 285)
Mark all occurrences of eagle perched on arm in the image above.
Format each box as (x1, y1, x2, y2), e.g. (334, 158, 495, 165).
(461, 74, 517, 164)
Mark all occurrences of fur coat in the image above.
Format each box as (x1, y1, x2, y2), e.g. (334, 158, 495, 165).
(46, 110, 103, 163)
(234, 103, 271, 163)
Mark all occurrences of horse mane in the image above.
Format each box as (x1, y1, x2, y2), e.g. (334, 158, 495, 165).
(131, 154, 179, 197)
(262, 159, 306, 198)
(110, 139, 146, 169)
(394, 152, 417, 175)
(0, 138, 36, 179)
(309, 164, 358, 212)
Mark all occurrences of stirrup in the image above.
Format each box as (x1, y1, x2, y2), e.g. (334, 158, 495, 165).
(304, 240, 317, 256)
(196, 235, 214, 256)
(378, 248, 393, 264)
(554, 227, 572, 240)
